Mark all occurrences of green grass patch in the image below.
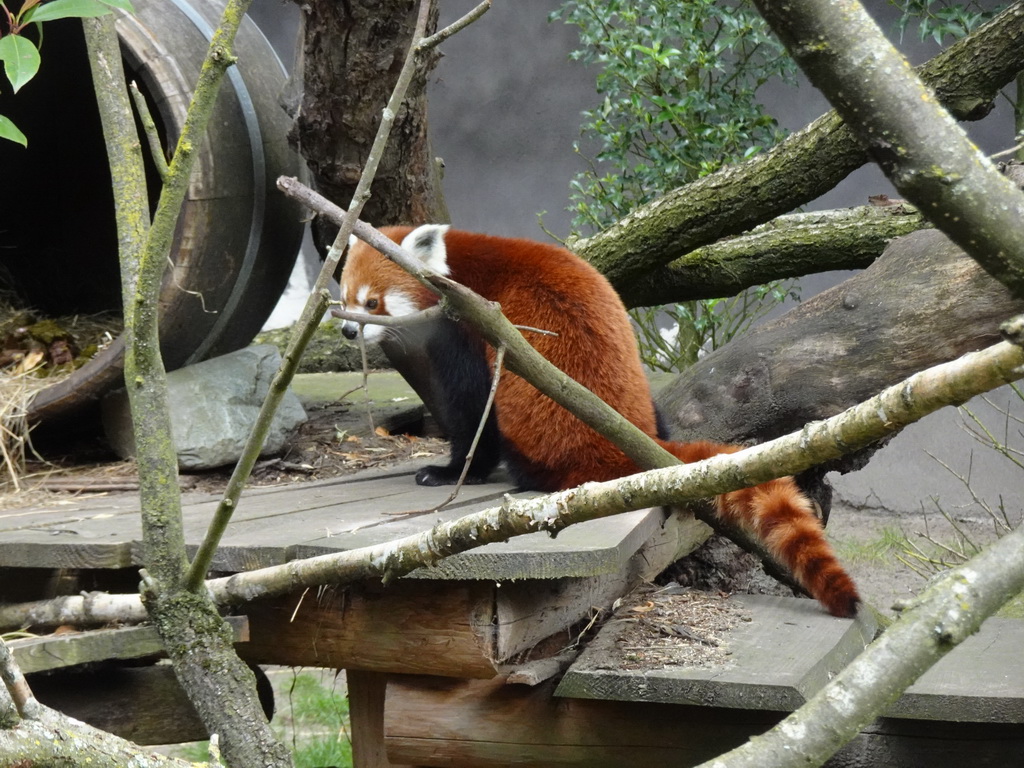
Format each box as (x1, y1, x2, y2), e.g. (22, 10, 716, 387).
(834, 526, 911, 564)
(172, 670, 353, 768)
(281, 671, 352, 768)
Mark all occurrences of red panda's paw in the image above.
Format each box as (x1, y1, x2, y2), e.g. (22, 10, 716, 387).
(415, 464, 491, 487)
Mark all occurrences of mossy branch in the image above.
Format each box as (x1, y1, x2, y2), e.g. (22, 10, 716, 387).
(83, 14, 191, 586)
(622, 204, 927, 308)
(184, 0, 492, 593)
(84, 7, 294, 767)
(755, 0, 1024, 299)
(574, 2, 1024, 292)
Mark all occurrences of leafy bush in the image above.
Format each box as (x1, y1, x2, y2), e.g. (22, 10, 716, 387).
(551, 0, 797, 367)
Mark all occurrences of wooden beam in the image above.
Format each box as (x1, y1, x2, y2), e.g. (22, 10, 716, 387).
(494, 510, 708, 659)
(10, 616, 249, 673)
(238, 581, 499, 678)
(27, 661, 272, 747)
(383, 675, 779, 767)
(383, 675, 1024, 767)
(348, 670, 417, 768)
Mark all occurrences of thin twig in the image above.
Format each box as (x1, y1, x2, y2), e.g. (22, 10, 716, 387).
(187, 0, 491, 591)
(387, 343, 507, 518)
(166, 255, 216, 313)
(328, 304, 444, 328)
(0, 636, 40, 720)
(513, 324, 559, 337)
(356, 330, 375, 433)
(435, 343, 506, 508)
(129, 81, 169, 181)
(417, 0, 490, 50)
(328, 304, 445, 434)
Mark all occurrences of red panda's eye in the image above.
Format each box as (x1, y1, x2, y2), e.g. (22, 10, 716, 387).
(366, 298, 379, 310)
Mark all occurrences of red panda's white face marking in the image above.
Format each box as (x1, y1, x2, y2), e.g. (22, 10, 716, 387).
(339, 279, 417, 343)
(339, 225, 451, 343)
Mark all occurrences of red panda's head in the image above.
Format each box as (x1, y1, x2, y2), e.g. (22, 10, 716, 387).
(339, 224, 450, 342)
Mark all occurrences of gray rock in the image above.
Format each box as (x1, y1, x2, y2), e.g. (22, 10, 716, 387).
(102, 345, 307, 470)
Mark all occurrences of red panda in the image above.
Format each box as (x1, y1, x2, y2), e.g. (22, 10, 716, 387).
(340, 225, 859, 618)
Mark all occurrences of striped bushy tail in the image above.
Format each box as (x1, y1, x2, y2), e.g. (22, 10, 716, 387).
(658, 439, 860, 618)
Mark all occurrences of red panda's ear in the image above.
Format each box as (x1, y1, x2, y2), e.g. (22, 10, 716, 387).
(401, 224, 451, 276)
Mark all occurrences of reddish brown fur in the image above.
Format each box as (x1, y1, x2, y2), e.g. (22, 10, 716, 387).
(343, 227, 859, 617)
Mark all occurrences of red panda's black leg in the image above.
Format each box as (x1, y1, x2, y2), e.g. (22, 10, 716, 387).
(411, 318, 502, 487)
(653, 403, 672, 441)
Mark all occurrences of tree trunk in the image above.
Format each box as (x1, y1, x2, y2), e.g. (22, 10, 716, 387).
(294, 0, 447, 255)
(656, 227, 1024, 447)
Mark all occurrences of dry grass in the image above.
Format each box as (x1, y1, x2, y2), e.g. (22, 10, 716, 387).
(0, 291, 122, 494)
(0, 370, 48, 494)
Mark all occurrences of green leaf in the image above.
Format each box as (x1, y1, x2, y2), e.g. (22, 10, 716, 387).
(22, 0, 116, 23)
(0, 114, 28, 147)
(0, 34, 41, 93)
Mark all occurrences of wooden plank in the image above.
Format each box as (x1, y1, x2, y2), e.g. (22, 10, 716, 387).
(349, 670, 416, 768)
(493, 511, 711, 659)
(31, 664, 209, 745)
(556, 594, 876, 711)
(231, 483, 516, 564)
(10, 616, 249, 673)
(408, 508, 664, 580)
(238, 581, 500, 678)
(48, 475, 438, 571)
(384, 675, 779, 767)
(289, 486, 524, 554)
(883, 617, 1024, 723)
(0, 494, 143, 530)
(0, 534, 134, 569)
(300, 507, 665, 582)
(0, 462, 523, 572)
(384, 675, 1024, 768)
(41, 474, 427, 553)
(0, 462, 427, 538)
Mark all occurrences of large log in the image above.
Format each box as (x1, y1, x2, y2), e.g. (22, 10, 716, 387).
(656, 227, 1024, 447)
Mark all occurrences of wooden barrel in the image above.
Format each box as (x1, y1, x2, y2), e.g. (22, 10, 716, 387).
(0, 0, 305, 425)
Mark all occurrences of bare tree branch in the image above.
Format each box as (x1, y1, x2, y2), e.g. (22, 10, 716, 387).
(3, 327, 1021, 631)
(574, 2, 1024, 292)
(0, 638, 39, 721)
(621, 204, 926, 308)
(755, 0, 1024, 298)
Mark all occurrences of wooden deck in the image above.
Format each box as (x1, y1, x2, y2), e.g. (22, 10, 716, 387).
(0, 459, 678, 577)
(2, 457, 1023, 766)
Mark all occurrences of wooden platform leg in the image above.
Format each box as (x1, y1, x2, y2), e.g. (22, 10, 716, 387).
(348, 670, 418, 768)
